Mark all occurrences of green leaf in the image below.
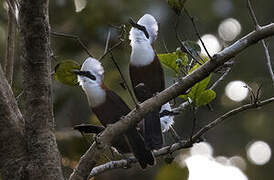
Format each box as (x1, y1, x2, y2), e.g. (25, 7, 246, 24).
(191, 75, 211, 98)
(54, 60, 81, 86)
(156, 163, 189, 180)
(176, 47, 189, 66)
(196, 89, 216, 107)
(158, 52, 188, 73)
(179, 73, 212, 105)
(178, 59, 215, 107)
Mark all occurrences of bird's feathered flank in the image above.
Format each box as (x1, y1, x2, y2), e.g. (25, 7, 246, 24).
(160, 103, 174, 132)
(129, 14, 158, 44)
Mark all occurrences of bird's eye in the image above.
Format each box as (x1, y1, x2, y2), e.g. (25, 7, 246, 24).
(74, 70, 96, 80)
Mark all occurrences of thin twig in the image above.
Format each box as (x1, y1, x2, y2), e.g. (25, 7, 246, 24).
(261, 41, 274, 86)
(184, 9, 213, 60)
(173, 15, 203, 65)
(193, 97, 274, 139)
(169, 126, 181, 141)
(99, 40, 123, 61)
(5, 0, 18, 25)
(247, 0, 274, 86)
(88, 97, 274, 177)
(99, 25, 126, 61)
(104, 30, 111, 55)
(4, 0, 17, 85)
(160, 36, 169, 53)
(110, 53, 138, 106)
(16, 90, 24, 101)
(210, 67, 232, 90)
(173, 100, 191, 113)
(50, 30, 93, 57)
(247, 0, 259, 29)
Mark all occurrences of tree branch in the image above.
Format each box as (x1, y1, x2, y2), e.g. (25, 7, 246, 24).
(19, 0, 64, 179)
(0, 64, 26, 179)
(50, 30, 94, 58)
(69, 23, 274, 180)
(88, 97, 274, 177)
(184, 9, 212, 60)
(4, 0, 17, 85)
(247, 0, 274, 86)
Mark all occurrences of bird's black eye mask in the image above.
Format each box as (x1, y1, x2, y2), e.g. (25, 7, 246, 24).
(73, 70, 96, 80)
(129, 18, 150, 39)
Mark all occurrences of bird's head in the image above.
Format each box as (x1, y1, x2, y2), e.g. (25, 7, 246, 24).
(74, 57, 104, 88)
(129, 14, 158, 44)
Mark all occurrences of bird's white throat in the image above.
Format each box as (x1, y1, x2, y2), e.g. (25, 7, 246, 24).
(130, 40, 155, 67)
(81, 81, 106, 107)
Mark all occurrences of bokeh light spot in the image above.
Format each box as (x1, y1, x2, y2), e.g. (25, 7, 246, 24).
(197, 34, 221, 56)
(229, 156, 247, 171)
(186, 155, 248, 180)
(247, 141, 272, 165)
(225, 80, 248, 102)
(190, 142, 213, 157)
(218, 18, 241, 41)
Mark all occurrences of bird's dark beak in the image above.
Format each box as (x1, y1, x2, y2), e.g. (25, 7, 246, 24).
(129, 18, 150, 39)
(73, 69, 83, 76)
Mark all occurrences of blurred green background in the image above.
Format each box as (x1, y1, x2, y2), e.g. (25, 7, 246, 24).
(0, 0, 274, 179)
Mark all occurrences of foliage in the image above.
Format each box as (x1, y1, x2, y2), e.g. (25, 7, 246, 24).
(156, 162, 189, 180)
(179, 64, 216, 107)
(158, 48, 188, 73)
(158, 42, 215, 108)
(54, 60, 81, 86)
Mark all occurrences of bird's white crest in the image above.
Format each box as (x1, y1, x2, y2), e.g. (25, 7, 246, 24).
(129, 14, 158, 44)
(77, 57, 106, 107)
(81, 57, 104, 76)
(137, 14, 158, 43)
(160, 103, 174, 132)
(129, 14, 158, 66)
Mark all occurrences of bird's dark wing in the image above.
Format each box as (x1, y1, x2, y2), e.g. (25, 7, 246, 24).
(105, 90, 155, 168)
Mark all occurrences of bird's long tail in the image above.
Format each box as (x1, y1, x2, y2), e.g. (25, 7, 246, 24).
(126, 128, 155, 169)
(144, 109, 163, 150)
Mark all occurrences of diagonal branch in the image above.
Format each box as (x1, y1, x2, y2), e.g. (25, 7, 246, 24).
(192, 97, 274, 139)
(50, 30, 94, 58)
(69, 23, 274, 180)
(88, 97, 274, 177)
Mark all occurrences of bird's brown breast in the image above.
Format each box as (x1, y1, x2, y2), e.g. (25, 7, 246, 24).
(129, 53, 165, 102)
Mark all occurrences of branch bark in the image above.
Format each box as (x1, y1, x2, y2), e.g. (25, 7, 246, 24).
(19, 0, 64, 179)
(0, 65, 26, 180)
(69, 23, 274, 180)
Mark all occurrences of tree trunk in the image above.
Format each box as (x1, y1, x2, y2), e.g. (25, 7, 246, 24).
(19, 0, 64, 179)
